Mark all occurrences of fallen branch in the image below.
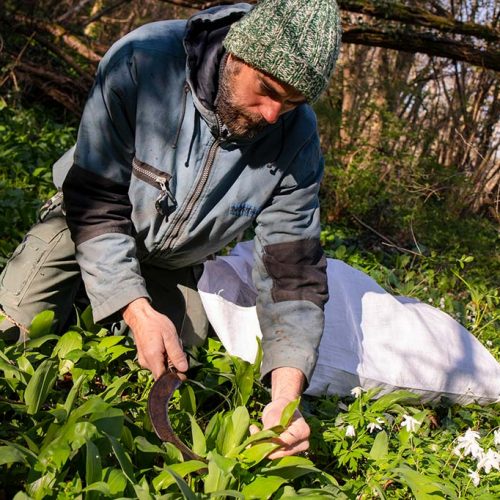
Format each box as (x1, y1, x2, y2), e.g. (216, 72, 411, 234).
(343, 26, 500, 72)
(338, 0, 500, 43)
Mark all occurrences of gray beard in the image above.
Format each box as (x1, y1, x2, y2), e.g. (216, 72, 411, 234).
(215, 62, 268, 139)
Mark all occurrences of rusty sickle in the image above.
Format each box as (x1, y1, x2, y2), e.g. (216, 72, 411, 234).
(147, 370, 207, 463)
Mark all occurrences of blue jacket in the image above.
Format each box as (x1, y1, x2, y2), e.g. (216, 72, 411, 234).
(60, 4, 328, 383)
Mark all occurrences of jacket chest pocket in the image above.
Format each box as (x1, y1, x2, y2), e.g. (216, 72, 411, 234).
(132, 158, 177, 220)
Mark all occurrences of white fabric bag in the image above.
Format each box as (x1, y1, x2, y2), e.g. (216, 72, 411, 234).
(197, 242, 500, 405)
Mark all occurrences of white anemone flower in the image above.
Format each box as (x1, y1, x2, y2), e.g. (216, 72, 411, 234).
(476, 449, 500, 474)
(468, 469, 480, 487)
(367, 417, 385, 433)
(350, 386, 363, 398)
(494, 429, 500, 447)
(345, 425, 356, 438)
(454, 428, 483, 459)
(401, 414, 420, 433)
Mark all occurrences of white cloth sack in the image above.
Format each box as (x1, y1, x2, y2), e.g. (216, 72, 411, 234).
(198, 242, 500, 405)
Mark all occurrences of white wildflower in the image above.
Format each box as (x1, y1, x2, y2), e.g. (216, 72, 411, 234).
(439, 297, 445, 309)
(338, 401, 348, 411)
(345, 425, 356, 438)
(468, 469, 480, 487)
(350, 386, 363, 398)
(494, 429, 500, 447)
(367, 421, 383, 433)
(486, 340, 493, 347)
(428, 297, 433, 303)
(454, 428, 483, 459)
(401, 414, 420, 433)
(476, 449, 500, 474)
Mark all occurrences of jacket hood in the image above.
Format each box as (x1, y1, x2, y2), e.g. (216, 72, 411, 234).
(184, 3, 251, 115)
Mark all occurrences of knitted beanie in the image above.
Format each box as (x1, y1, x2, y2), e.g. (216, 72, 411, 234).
(223, 0, 342, 103)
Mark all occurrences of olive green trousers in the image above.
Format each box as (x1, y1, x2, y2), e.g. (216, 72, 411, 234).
(0, 201, 209, 346)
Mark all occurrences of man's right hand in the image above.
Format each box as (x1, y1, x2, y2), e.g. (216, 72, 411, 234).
(122, 297, 188, 379)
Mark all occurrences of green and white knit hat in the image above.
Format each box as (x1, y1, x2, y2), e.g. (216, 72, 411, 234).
(223, 0, 342, 103)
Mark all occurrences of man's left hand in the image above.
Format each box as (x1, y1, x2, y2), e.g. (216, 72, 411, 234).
(251, 396, 310, 459)
(249, 366, 310, 459)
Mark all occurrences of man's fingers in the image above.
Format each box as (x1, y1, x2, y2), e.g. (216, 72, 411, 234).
(249, 424, 260, 436)
(150, 360, 167, 381)
(162, 332, 188, 372)
(267, 438, 309, 460)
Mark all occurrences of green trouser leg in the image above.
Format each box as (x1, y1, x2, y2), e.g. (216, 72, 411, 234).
(0, 213, 81, 340)
(0, 207, 208, 347)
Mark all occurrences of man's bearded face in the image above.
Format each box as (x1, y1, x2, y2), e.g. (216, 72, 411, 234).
(215, 57, 268, 139)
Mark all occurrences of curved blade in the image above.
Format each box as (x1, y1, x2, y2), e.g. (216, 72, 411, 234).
(148, 371, 206, 462)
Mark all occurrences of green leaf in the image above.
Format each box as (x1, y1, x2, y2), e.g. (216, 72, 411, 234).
(67, 397, 110, 423)
(370, 390, 420, 413)
(240, 442, 280, 465)
(241, 475, 288, 499)
(180, 384, 197, 415)
(102, 468, 127, 496)
(134, 436, 166, 456)
(204, 452, 234, 494)
(239, 441, 280, 466)
(80, 305, 95, 331)
(101, 373, 132, 402)
(24, 334, 59, 349)
(85, 440, 102, 485)
(105, 433, 136, 483)
(97, 335, 125, 349)
(62, 373, 87, 416)
(189, 414, 206, 457)
(0, 355, 26, 383)
(90, 408, 124, 438)
(152, 461, 207, 491)
(165, 468, 198, 500)
(107, 344, 133, 362)
(29, 310, 54, 338)
(220, 406, 250, 455)
(234, 358, 254, 406)
(279, 398, 300, 428)
(227, 428, 279, 457)
(53, 331, 83, 359)
(24, 359, 57, 414)
(0, 445, 29, 465)
(83, 482, 111, 496)
(369, 430, 389, 461)
(17, 355, 34, 375)
(393, 465, 446, 500)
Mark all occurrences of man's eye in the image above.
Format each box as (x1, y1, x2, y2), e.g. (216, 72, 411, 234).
(260, 81, 279, 99)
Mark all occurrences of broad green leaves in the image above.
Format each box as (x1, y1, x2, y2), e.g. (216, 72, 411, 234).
(1, 309, 499, 498)
(24, 359, 57, 414)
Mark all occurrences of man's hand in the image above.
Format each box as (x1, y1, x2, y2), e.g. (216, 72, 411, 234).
(250, 367, 310, 459)
(122, 297, 188, 379)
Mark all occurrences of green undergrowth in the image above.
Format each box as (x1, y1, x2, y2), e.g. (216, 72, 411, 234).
(0, 308, 499, 499)
(0, 101, 76, 265)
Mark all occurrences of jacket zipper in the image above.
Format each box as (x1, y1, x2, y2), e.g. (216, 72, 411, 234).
(132, 158, 177, 215)
(161, 135, 221, 251)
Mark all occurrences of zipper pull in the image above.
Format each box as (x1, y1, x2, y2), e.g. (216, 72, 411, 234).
(155, 177, 177, 221)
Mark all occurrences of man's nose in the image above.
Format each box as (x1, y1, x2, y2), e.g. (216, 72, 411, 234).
(259, 99, 283, 124)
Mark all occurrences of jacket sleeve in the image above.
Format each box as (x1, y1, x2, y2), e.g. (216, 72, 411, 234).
(253, 131, 329, 386)
(62, 49, 150, 322)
